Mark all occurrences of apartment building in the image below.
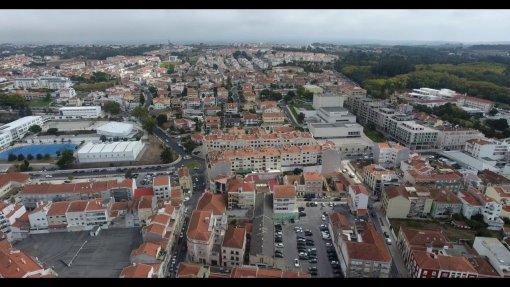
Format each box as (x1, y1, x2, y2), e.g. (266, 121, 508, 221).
(429, 189, 462, 219)
(59, 106, 102, 119)
(335, 221, 392, 278)
(187, 210, 216, 265)
(312, 92, 345, 110)
(347, 184, 369, 216)
(27, 202, 51, 231)
(119, 263, 158, 278)
(464, 138, 510, 161)
(226, 179, 255, 210)
(0, 240, 57, 278)
(221, 227, 246, 268)
(0, 201, 26, 242)
(20, 179, 135, 209)
(0, 116, 43, 150)
(473, 237, 510, 276)
(454, 95, 495, 113)
(262, 112, 285, 124)
(362, 164, 399, 198)
(401, 157, 463, 193)
(373, 142, 410, 168)
(485, 185, 510, 219)
(458, 187, 504, 230)
(381, 185, 433, 219)
(435, 128, 484, 151)
(0, 172, 31, 198)
(15, 76, 72, 90)
(302, 172, 323, 197)
(391, 121, 439, 150)
(153, 176, 171, 201)
(272, 185, 297, 220)
(224, 103, 239, 115)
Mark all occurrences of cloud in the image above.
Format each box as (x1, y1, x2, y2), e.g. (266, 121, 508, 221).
(0, 10, 509, 44)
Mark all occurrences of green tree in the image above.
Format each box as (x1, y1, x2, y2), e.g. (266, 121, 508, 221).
(160, 147, 174, 164)
(18, 160, 30, 172)
(157, 114, 168, 127)
(132, 106, 149, 119)
(297, 112, 305, 124)
(27, 154, 34, 161)
(213, 64, 218, 70)
(488, 108, 498, 116)
(47, 128, 59, 135)
(7, 154, 16, 161)
(28, 125, 42, 134)
(56, 150, 75, 169)
(167, 65, 175, 74)
(103, 101, 121, 115)
(139, 93, 145, 105)
(45, 93, 51, 101)
(43, 154, 51, 160)
(17, 154, 25, 161)
(293, 168, 303, 175)
(486, 118, 509, 131)
(125, 168, 133, 179)
(100, 135, 107, 142)
(36, 153, 43, 160)
(142, 117, 157, 134)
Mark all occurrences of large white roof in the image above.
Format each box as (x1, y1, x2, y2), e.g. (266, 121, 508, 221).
(77, 141, 141, 154)
(96, 122, 133, 135)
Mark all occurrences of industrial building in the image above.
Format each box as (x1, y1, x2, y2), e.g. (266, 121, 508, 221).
(76, 140, 145, 163)
(96, 122, 135, 138)
(307, 122, 363, 139)
(59, 106, 102, 119)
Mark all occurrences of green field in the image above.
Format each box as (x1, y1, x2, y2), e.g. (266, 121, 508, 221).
(28, 99, 51, 108)
(363, 126, 386, 142)
(160, 61, 180, 69)
(74, 80, 117, 92)
(185, 162, 201, 170)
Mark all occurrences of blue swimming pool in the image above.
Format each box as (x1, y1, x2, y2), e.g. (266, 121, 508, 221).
(0, 144, 78, 160)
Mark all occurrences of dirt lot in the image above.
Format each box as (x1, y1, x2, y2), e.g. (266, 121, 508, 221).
(138, 134, 164, 165)
(389, 219, 502, 243)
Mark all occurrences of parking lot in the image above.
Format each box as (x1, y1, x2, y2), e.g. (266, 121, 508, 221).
(275, 201, 342, 278)
(14, 228, 142, 278)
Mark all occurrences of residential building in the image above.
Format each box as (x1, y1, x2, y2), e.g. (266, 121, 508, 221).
(221, 227, 246, 268)
(226, 178, 255, 210)
(0, 116, 43, 150)
(347, 184, 369, 216)
(262, 112, 285, 124)
(20, 178, 135, 209)
(176, 262, 211, 278)
(473, 237, 510, 276)
(391, 121, 439, 150)
(242, 112, 259, 126)
(173, 118, 196, 131)
(178, 167, 193, 192)
(435, 128, 484, 151)
(153, 175, 171, 201)
(0, 172, 31, 198)
(58, 106, 101, 119)
(224, 103, 239, 115)
(27, 202, 51, 231)
(229, 265, 311, 278)
(0, 201, 26, 242)
(186, 210, 215, 265)
(15, 76, 72, 90)
(373, 142, 410, 168)
(454, 95, 495, 113)
(336, 221, 392, 278)
(312, 92, 345, 110)
(362, 164, 399, 198)
(429, 189, 462, 219)
(302, 172, 323, 197)
(0, 240, 57, 278)
(119, 263, 158, 278)
(402, 157, 463, 193)
(65, 197, 113, 231)
(381, 185, 433, 219)
(458, 188, 504, 230)
(272, 185, 297, 220)
(464, 138, 510, 161)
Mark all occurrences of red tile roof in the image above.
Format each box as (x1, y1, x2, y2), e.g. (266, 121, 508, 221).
(345, 222, 391, 262)
(413, 250, 477, 274)
(196, 191, 226, 215)
(187, 210, 213, 242)
(222, 227, 246, 249)
(176, 263, 205, 278)
(130, 242, 161, 259)
(153, 176, 169, 187)
(120, 263, 153, 278)
(273, 185, 296, 198)
(21, 179, 133, 195)
(134, 187, 154, 200)
(0, 249, 44, 278)
(0, 172, 30, 188)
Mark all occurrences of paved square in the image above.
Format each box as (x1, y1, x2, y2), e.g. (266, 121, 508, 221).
(14, 228, 143, 278)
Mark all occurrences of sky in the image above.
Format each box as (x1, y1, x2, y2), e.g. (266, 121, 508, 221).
(1, 10, 510, 45)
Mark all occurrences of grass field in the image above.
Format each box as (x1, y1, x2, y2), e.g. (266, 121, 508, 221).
(363, 126, 386, 142)
(185, 161, 201, 170)
(160, 61, 180, 69)
(28, 99, 51, 108)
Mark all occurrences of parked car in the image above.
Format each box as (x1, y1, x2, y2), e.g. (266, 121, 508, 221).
(275, 243, 284, 248)
(299, 212, 306, 217)
(294, 259, 300, 267)
(321, 215, 326, 221)
(309, 258, 318, 263)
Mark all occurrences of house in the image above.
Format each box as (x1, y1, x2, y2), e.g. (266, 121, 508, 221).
(373, 142, 410, 168)
(302, 172, 323, 197)
(0, 201, 27, 242)
(130, 242, 162, 264)
(347, 184, 369, 217)
(430, 189, 462, 219)
(153, 176, 171, 201)
(0, 173, 31, 198)
(458, 188, 504, 230)
(176, 262, 210, 278)
(178, 167, 193, 192)
(272, 185, 297, 220)
(473, 237, 510, 277)
(0, 240, 57, 278)
(262, 112, 285, 124)
(260, 101, 280, 113)
(223, 117, 242, 128)
(206, 116, 221, 131)
(152, 96, 171, 110)
(381, 185, 433, 219)
(119, 263, 159, 278)
(173, 118, 196, 131)
(27, 202, 51, 232)
(137, 195, 158, 225)
(186, 210, 215, 265)
(205, 106, 222, 116)
(242, 112, 258, 126)
(337, 222, 392, 278)
(221, 226, 246, 267)
(225, 103, 239, 115)
(226, 179, 255, 210)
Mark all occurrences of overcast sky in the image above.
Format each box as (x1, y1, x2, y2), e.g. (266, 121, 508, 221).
(2, 10, 510, 45)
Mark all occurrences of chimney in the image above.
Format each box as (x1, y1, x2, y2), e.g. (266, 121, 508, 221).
(21, 258, 26, 264)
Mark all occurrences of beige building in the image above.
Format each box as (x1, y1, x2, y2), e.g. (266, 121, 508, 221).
(272, 185, 298, 220)
(226, 179, 255, 210)
(382, 185, 433, 219)
(221, 227, 246, 268)
(262, 112, 285, 124)
(178, 167, 193, 192)
(187, 210, 215, 265)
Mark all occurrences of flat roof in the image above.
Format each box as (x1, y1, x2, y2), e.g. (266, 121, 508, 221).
(320, 106, 348, 113)
(474, 237, 510, 266)
(0, 116, 41, 131)
(113, 141, 131, 152)
(78, 141, 141, 154)
(59, 106, 100, 111)
(97, 122, 133, 134)
(309, 122, 362, 128)
(442, 151, 499, 172)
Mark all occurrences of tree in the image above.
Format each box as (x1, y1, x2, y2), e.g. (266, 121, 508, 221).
(27, 154, 34, 161)
(45, 93, 51, 101)
(488, 108, 498, 116)
(157, 114, 168, 127)
(142, 117, 157, 134)
(103, 101, 121, 115)
(100, 135, 107, 142)
(36, 153, 43, 160)
(167, 65, 175, 74)
(132, 106, 149, 119)
(125, 168, 133, 179)
(293, 168, 303, 175)
(7, 154, 16, 161)
(148, 86, 158, 96)
(17, 154, 25, 161)
(29, 125, 42, 134)
(297, 113, 305, 124)
(213, 64, 218, 70)
(18, 160, 30, 172)
(47, 128, 59, 135)
(56, 150, 75, 169)
(139, 93, 145, 105)
(486, 118, 509, 131)
(160, 147, 174, 164)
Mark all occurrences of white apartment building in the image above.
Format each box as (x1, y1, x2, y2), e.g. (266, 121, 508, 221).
(28, 202, 52, 231)
(455, 95, 495, 113)
(0, 201, 27, 242)
(363, 164, 399, 198)
(227, 180, 255, 210)
(458, 188, 504, 231)
(59, 106, 102, 119)
(221, 227, 246, 268)
(0, 116, 44, 149)
(391, 121, 439, 150)
(153, 175, 172, 201)
(14, 76, 72, 90)
(373, 142, 410, 168)
(347, 184, 369, 215)
(65, 198, 113, 231)
(272, 185, 298, 220)
(312, 93, 345, 110)
(464, 138, 510, 161)
(436, 128, 485, 151)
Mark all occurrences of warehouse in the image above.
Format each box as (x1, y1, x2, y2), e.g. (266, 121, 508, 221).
(307, 122, 363, 139)
(96, 122, 135, 138)
(76, 140, 145, 163)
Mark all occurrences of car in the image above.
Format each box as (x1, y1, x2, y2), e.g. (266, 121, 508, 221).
(298, 207, 305, 212)
(383, 232, 390, 238)
(299, 212, 306, 217)
(330, 260, 339, 265)
(305, 231, 313, 236)
(294, 259, 300, 267)
(308, 266, 318, 271)
(307, 248, 317, 252)
(386, 238, 392, 245)
(341, 169, 347, 173)
(275, 253, 283, 258)
(184, 197, 190, 202)
(309, 258, 318, 263)
(310, 270, 318, 276)
(45, 174, 53, 178)
(275, 238, 283, 243)
(306, 202, 311, 207)
(349, 173, 355, 178)
(321, 215, 326, 221)
(275, 243, 284, 248)
(320, 224, 328, 231)
(294, 226, 303, 232)
(329, 202, 334, 207)
(276, 231, 282, 235)
(304, 198, 312, 201)
(325, 242, 332, 247)
(305, 241, 314, 246)
(321, 202, 325, 207)
(333, 197, 341, 201)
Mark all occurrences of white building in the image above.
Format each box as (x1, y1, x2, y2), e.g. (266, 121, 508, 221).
(272, 185, 298, 220)
(0, 201, 27, 242)
(58, 88, 77, 99)
(0, 116, 43, 150)
(436, 128, 485, 151)
(392, 121, 439, 150)
(76, 140, 145, 163)
(373, 142, 410, 168)
(316, 107, 356, 124)
(312, 93, 345, 110)
(307, 122, 363, 139)
(347, 184, 369, 215)
(473, 237, 510, 276)
(14, 76, 72, 90)
(153, 175, 171, 201)
(96, 122, 134, 138)
(28, 202, 51, 231)
(464, 138, 510, 161)
(59, 106, 102, 119)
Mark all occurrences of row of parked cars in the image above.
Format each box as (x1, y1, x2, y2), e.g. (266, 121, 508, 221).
(294, 226, 318, 276)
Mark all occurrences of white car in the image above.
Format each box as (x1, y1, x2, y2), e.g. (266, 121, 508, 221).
(45, 174, 52, 178)
(321, 215, 326, 221)
(294, 259, 300, 267)
(275, 243, 284, 248)
(325, 242, 332, 247)
(184, 197, 190, 202)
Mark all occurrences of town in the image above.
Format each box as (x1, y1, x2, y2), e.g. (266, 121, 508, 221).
(1, 11, 510, 279)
